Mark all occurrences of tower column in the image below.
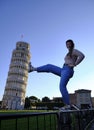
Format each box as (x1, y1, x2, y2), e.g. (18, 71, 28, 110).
(2, 41, 31, 110)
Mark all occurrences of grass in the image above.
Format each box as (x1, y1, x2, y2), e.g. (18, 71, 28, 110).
(0, 109, 48, 113)
(0, 110, 57, 130)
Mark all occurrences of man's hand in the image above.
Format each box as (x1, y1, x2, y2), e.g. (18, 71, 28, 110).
(69, 64, 76, 67)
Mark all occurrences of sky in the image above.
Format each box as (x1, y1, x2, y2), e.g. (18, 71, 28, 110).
(0, 0, 94, 100)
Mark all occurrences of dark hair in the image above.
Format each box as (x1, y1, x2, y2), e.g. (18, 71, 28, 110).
(66, 39, 75, 57)
(66, 39, 74, 48)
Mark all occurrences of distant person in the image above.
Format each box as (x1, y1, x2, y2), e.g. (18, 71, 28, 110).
(28, 39, 85, 110)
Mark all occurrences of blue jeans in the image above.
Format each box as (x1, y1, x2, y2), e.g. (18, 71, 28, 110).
(37, 64, 74, 105)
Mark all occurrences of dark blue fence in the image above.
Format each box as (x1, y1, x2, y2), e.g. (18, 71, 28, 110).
(0, 112, 58, 130)
(0, 109, 94, 130)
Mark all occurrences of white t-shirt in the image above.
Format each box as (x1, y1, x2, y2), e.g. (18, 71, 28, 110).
(64, 49, 85, 66)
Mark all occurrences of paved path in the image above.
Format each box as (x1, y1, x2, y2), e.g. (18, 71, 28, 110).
(89, 123, 94, 130)
(86, 120, 94, 130)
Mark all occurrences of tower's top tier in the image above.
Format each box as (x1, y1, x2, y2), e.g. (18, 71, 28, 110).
(16, 41, 30, 51)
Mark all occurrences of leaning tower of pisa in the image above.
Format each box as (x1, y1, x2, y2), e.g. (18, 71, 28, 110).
(2, 41, 31, 110)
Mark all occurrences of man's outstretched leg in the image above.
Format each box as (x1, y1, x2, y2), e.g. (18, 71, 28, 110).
(29, 63, 61, 77)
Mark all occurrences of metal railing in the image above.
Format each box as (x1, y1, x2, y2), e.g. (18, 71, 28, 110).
(0, 111, 58, 130)
(0, 109, 94, 130)
(58, 109, 94, 130)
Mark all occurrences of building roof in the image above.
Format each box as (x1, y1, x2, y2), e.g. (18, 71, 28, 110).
(75, 89, 91, 93)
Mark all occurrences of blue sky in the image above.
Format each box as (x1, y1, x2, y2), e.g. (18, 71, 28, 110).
(0, 0, 94, 100)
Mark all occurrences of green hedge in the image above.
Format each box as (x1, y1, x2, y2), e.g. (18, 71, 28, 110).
(36, 102, 64, 109)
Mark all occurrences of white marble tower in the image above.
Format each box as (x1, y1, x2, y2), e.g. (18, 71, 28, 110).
(2, 41, 31, 110)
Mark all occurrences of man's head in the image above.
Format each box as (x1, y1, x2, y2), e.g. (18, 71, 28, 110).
(66, 39, 74, 49)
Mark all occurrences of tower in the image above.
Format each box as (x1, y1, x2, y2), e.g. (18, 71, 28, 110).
(2, 41, 31, 110)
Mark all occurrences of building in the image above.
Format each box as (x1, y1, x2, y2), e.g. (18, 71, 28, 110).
(69, 93, 76, 105)
(91, 97, 94, 107)
(2, 41, 31, 110)
(75, 89, 92, 109)
(52, 97, 63, 103)
(52, 89, 92, 109)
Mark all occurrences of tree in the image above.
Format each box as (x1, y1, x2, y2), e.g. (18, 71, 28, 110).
(0, 101, 2, 109)
(24, 97, 31, 109)
(29, 96, 40, 102)
(42, 96, 50, 102)
(29, 96, 38, 100)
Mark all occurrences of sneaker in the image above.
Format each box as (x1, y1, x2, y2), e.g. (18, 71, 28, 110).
(59, 105, 71, 111)
(71, 104, 80, 110)
(28, 62, 35, 72)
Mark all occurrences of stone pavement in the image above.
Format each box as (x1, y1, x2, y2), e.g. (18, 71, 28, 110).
(88, 123, 94, 130)
(85, 120, 94, 130)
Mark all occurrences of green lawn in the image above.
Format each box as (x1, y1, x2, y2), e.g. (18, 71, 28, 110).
(0, 110, 57, 130)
